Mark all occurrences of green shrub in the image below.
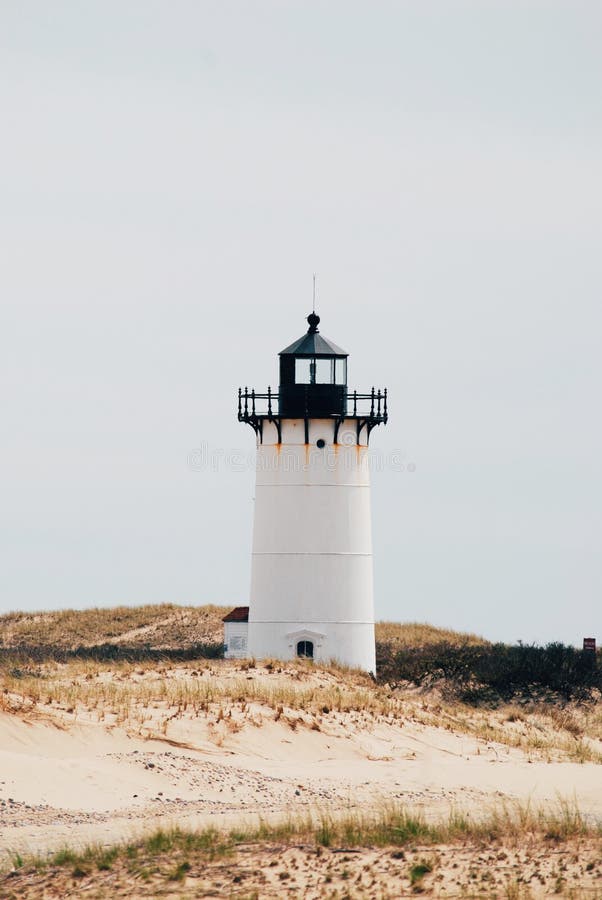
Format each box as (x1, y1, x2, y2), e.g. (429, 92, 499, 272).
(376, 641, 601, 699)
(0, 642, 224, 664)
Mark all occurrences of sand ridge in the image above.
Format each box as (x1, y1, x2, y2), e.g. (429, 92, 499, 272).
(1, 660, 601, 865)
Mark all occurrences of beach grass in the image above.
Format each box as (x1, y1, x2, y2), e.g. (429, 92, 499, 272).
(1, 653, 602, 763)
(2, 800, 600, 898)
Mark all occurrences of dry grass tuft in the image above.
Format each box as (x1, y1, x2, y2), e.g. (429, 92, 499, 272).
(1, 605, 601, 765)
(0, 605, 485, 653)
(1, 653, 601, 764)
(1, 800, 600, 895)
(0, 604, 230, 649)
(375, 620, 487, 647)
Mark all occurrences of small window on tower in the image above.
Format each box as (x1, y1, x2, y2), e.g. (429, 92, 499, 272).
(297, 640, 314, 659)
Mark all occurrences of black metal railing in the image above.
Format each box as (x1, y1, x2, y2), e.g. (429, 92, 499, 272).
(238, 386, 388, 422)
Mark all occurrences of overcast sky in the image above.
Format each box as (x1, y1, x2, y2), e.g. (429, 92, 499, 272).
(1, 1, 601, 644)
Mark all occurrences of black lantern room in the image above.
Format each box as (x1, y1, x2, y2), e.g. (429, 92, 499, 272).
(238, 312, 387, 444)
(278, 313, 348, 417)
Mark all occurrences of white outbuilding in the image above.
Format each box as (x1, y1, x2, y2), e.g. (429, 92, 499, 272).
(223, 606, 249, 659)
(225, 311, 388, 673)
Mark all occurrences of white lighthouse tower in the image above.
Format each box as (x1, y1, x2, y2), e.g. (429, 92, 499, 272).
(235, 312, 387, 672)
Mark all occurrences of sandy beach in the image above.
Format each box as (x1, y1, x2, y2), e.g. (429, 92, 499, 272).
(1, 662, 601, 876)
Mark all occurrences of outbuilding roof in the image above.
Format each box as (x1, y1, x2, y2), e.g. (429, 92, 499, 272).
(222, 606, 249, 623)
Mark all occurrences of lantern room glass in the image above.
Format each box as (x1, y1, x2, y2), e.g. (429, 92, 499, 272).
(335, 358, 347, 384)
(294, 357, 347, 385)
(295, 358, 313, 384)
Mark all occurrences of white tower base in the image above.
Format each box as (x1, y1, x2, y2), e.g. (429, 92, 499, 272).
(247, 418, 376, 673)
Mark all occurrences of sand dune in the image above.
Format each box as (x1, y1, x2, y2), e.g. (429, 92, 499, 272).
(1, 662, 601, 864)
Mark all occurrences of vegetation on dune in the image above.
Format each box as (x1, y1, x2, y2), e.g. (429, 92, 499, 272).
(377, 640, 602, 700)
(1, 652, 601, 763)
(375, 620, 487, 648)
(0, 605, 600, 751)
(1, 607, 486, 653)
(3, 800, 599, 867)
(0, 608, 492, 669)
(1, 608, 601, 896)
(0, 604, 230, 650)
(0, 641, 225, 664)
(1, 801, 600, 893)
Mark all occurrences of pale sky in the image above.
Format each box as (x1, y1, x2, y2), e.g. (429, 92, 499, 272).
(1, 1, 601, 644)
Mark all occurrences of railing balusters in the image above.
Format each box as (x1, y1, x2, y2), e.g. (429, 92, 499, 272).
(237, 387, 387, 426)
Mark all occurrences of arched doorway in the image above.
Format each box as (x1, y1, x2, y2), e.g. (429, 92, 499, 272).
(296, 640, 314, 659)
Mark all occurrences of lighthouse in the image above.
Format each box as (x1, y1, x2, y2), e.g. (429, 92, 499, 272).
(232, 312, 387, 672)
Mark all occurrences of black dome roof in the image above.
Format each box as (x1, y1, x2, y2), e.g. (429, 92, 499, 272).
(279, 314, 347, 357)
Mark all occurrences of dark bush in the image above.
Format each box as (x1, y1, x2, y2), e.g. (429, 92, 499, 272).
(0, 642, 225, 664)
(376, 641, 601, 700)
